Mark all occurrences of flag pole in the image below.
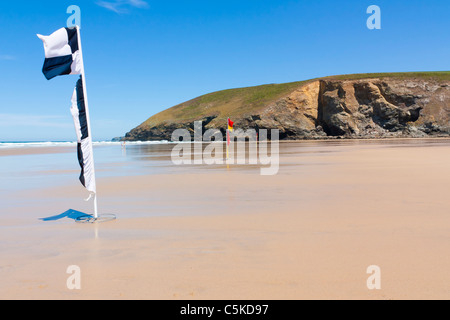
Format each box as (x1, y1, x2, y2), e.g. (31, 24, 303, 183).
(226, 118, 229, 161)
(76, 25, 98, 219)
(226, 129, 229, 160)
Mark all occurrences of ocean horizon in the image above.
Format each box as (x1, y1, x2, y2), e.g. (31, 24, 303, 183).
(0, 140, 171, 149)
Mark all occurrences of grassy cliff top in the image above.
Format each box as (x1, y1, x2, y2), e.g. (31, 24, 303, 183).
(325, 71, 450, 81)
(140, 71, 450, 128)
(142, 80, 310, 127)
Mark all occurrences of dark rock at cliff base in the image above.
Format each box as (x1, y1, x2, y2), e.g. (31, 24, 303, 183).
(123, 73, 450, 141)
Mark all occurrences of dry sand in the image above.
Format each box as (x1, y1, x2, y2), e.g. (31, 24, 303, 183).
(1, 139, 450, 300)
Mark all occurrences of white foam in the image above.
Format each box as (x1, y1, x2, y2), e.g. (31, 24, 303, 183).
(0, 141, 75, 149)
(0, 140, 171, 149)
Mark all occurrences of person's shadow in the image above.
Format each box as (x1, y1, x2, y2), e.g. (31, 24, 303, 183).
(40, 209, 93, 222)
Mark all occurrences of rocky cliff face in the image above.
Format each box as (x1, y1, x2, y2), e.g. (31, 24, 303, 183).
(124, 76, 450, 141)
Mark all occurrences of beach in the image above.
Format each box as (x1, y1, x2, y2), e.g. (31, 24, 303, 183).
(1, 139, 450, 300)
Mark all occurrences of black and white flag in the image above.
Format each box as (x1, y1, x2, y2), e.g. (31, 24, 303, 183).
(37, 27, 81, 80)
(38, 26, 97, 197)
(70, 77, 96, 194)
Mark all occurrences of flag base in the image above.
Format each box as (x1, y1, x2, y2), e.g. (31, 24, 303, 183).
(75, 214, 116, 224)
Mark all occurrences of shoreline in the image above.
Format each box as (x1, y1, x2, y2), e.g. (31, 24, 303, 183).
(2, 136, 450, 159)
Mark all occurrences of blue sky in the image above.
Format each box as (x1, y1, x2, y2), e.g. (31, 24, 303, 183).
(0, 0, 449, 141)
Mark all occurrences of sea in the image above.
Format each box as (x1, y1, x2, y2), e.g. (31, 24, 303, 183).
(0, 140, 169, 148)
(0, 140, 180, 193)
(2, 138, 449, 194)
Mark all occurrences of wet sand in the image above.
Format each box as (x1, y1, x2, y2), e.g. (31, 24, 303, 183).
(1, 139, 450, 300)
(0, 146, 73, 157)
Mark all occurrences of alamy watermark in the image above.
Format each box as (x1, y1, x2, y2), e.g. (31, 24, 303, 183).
(367, 5, 381, 30)
(367, 265, 381, 290)
(171, 121, 280, 176)
(66, 265, 81, 290)
(67, 5, 81, 28)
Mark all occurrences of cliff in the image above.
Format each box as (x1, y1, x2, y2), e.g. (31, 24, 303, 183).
(124, 72, 450, 141)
